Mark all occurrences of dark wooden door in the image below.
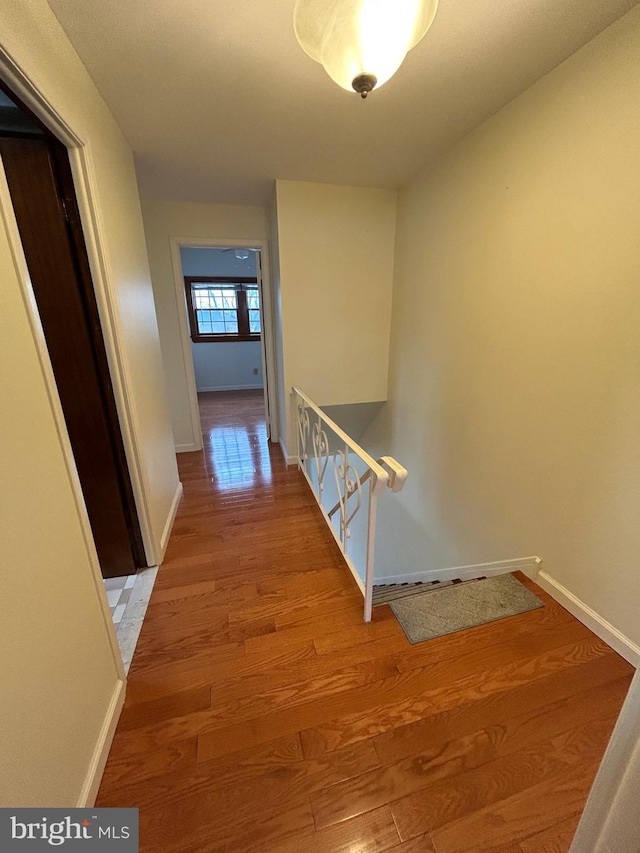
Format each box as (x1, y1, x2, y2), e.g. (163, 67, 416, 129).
(0, 135, 146, 578)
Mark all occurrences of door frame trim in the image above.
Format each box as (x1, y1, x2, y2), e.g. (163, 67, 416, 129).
(0, 46, 158, 565)
(169, 236, 280, 451)
(0, 154, 126, 682)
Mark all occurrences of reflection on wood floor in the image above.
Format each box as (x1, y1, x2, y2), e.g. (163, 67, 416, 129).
(198, 390, 272, 493)
(96, 389, 633, 852)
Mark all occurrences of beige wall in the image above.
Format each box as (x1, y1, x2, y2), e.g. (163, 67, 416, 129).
(1, 0, 180, 562)
(142, 200, 268, 449)
(275, 180, 397, 455)
(0, 164, 122, 806)
(0, 0, 180, 803)
(376, 5, 640, 647)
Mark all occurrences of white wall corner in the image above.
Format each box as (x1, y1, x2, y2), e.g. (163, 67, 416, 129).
(175, 443, 199, 453)
(374, 556, 542, 587)
(278, 436, 296, 466)
(535, 571, 640, 668)
(76, 677, 126, 807)
(159, 481, 183, 559)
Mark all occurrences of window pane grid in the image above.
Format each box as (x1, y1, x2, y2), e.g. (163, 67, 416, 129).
(187, 279, 261, 340)
(249, 310, 261, 333)
(247, 287, 261, 333)
(196, 309, 238, 334)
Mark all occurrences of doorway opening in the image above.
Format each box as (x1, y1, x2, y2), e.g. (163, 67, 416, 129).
(176, 243, 277, 478)
(0, 83, 146, 580)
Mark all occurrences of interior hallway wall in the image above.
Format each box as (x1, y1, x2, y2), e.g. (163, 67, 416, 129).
(0, 182, 122, 806)
(0, 0, 180, 805)
(142, 200, 268, 449)
(366, 4, 640, 652)
(275, 180, 397, 457)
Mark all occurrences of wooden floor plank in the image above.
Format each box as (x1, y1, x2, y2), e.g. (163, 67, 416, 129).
(98, 736, 198, 793)
(139, 792, 314, 853)
(310, 675, 629, 830)
(390, 715, 619, 844)
(312, 728, 495, 830)
(386, 834, 439, 852)
(519, 814, 581, 852)
(116, 685, 212, 732)
(95, 391, 633, 852)
(272, 806, 401, 853)
(101, 736, 380, 818)
(429, 757, 599, 853)
(299, 636, 616, 757)
(98, 732, 302, 804)
(372, 666, 631, 765)
(125, 639, 316, 706)
(206, 657, 399, 725)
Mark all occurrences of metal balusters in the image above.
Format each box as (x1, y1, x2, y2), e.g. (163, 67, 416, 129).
(293, 387, 407, 623)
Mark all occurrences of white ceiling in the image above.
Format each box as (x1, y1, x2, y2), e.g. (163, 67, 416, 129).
(47, 0, 638, 205)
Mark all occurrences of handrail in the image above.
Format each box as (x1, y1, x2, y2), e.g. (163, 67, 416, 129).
(292, 386, 389, 495)
(292, 386, 407, 623)
(378, 456, 408, 493)
(327, 456, 407, 518)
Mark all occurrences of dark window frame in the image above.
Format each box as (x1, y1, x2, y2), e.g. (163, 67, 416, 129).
(184, 276, 261, 343)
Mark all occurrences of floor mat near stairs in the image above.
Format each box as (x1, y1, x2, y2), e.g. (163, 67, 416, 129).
(388, 573, 544, 644)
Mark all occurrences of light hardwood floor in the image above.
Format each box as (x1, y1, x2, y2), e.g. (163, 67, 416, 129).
(97, 389, 634, 852)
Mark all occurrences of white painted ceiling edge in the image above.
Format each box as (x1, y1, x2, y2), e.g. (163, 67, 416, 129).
(46, 0, 640, 205)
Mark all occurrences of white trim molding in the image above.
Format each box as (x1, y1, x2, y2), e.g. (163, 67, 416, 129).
(535, 571, 640, 668)
(175, 443, 199, 454)
(196, 384, 265, 393)
(68, 148, 158, 566)
(374, 555, 542, 588)
(76, 678, 126, 806)
(158, 481, 183, 561)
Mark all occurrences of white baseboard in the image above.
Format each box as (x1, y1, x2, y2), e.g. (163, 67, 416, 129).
(374, 555, 542, 587)
(279, 437, 296, 466)
(76, 677, 126, 806)
(535, 571, 640, 668)
(159, 481, 183, 560)
(196, 384, 264, 392)
(175, 442, 198, 453)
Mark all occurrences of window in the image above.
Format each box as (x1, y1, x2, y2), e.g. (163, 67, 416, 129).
(185, 276, 261, 342)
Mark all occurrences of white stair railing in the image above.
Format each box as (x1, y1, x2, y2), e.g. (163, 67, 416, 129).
(293, 386, 407, 622)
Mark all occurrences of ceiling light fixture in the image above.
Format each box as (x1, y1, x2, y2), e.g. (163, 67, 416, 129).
(293, 0, 438, 99)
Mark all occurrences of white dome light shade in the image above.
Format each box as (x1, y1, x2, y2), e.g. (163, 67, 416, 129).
(293, 0, 438, 96)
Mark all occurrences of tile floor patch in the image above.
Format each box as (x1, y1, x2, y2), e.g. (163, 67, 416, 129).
(103, 572, 137, 622)
(103, 568, 159, 673)
(106, 588, 123, 607)
(112, 603, 127, 624)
